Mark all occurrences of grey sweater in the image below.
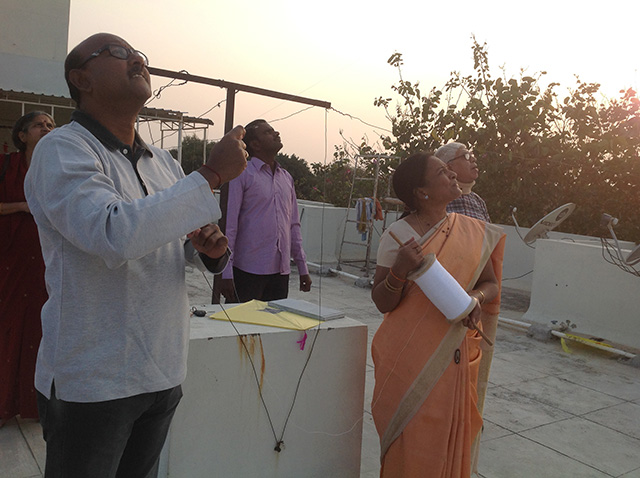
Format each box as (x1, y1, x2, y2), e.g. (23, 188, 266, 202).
(25, 116, 224, 402)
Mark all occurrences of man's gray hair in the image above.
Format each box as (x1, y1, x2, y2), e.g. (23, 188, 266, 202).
(435, 142, 466, 163)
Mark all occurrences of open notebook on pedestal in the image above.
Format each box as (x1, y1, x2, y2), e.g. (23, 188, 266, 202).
(267, 298, 345, 321)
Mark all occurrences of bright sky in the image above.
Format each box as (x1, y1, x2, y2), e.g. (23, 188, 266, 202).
(68, 0, 640, 166)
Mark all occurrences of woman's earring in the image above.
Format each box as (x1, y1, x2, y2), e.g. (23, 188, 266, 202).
(424, 194, 429, 200)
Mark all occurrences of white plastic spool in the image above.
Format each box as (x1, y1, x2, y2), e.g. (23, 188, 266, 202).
(407, 253, 478, 324)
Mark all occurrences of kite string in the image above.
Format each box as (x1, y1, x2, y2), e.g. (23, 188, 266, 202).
(198, 108, 375, 443)
(199, 107, 341, 451)
(200, 275, 280, 445)
(275, 107, 330, 444)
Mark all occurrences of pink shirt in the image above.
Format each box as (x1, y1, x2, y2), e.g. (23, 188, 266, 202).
(222, 157, 308, 279)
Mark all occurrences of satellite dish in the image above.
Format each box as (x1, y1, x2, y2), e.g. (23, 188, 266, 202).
(523, 203, 576, 245)
(626, 244, 640, 265)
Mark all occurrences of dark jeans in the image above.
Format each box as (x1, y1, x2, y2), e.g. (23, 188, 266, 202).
(233, 267, 289, 302)
(37, 382, 182, 478)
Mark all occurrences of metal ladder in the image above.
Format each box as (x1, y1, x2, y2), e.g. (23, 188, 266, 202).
(336, 154, 398, 277)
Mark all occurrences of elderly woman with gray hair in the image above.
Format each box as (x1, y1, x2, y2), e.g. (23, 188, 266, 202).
(435, 142, 491, 222)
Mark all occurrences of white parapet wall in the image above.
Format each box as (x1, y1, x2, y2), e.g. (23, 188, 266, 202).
(295, 199, 601, 293)
(522, 239, 640, 350)
(498, 225, 611, 292)
(230, 196, 640, 348)
(297, 200, 400, 267)
(297, 200, 344, 265)
(295, 199, 640, 349)
(500, 225, 535, 291)
(301, 198, 535, 280)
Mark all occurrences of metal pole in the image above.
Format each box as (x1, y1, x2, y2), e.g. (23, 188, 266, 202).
(364, 159, 381, 275)
(177, 115, 184, 164)
(147, 66, 331, 304)
(148, 67, 330, 110)
(224, 89, 236, 134)
(202, 127, 207, 165)
(212, 89, 237, 304)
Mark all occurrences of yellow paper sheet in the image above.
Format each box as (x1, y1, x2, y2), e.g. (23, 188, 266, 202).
(210, 300, 322, 331)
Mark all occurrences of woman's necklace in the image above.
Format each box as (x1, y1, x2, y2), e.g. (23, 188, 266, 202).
(413, 211, 440, 237)
(414, 212, 451, 242)
(414, 214, 431, 238)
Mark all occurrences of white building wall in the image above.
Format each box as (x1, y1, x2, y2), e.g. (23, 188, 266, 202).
(0, 0, 70, 96)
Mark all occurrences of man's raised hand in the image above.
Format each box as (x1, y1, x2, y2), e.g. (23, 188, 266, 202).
(200, 125, 248, 188)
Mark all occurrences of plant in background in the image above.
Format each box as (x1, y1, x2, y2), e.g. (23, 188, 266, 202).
(375, 39, 640, 241)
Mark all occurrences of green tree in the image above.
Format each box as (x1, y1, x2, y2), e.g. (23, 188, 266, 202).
(310, 140, 396, 208)
(375, 41, 640, 241)
(169, 135, 214, 175)
(168, 137, 323, 201)
(276, 152, 321, 201)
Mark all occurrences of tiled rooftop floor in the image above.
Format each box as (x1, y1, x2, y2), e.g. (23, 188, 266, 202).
(2, 267, 639, 478)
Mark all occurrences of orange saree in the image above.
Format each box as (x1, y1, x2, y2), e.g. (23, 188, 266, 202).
(372, 213, 505, 478)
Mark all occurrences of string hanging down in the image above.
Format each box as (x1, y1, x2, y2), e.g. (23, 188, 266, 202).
(197, 109, 331, 453)
(148, 66, 375, 449)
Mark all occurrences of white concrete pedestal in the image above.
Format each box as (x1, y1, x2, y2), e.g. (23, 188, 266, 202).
(159, 305, 368, 478)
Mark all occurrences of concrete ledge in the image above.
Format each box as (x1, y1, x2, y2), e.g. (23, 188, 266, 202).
(522, 239, 640, 350)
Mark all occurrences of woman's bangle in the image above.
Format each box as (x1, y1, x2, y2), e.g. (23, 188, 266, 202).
(474, 289, 486, 304)
(389, 268, 406, 283)
(383, 276, 403, 293)
(202, 163, 222, 189)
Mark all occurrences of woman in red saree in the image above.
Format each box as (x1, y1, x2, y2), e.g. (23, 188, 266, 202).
(371, 152, 505, 477)
(1, 111, 55, 425)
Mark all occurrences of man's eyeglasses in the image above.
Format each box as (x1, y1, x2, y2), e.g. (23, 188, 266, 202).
(450, 151, 474, 162)
(77, 44, 149, 69)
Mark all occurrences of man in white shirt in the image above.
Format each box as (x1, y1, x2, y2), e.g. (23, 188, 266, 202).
(25, 33, 247, 478)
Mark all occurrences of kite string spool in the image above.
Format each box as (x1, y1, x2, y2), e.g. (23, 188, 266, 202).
(407, 253, 476, 324)
(387, 231, 492, 345)
(388, 230, 472, 323)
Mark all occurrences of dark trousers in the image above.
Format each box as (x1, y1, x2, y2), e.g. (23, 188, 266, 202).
(233, 267, 289, 302)
(37, 382, 182, 478)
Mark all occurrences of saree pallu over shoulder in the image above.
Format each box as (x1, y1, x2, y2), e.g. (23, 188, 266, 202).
(372, 214, 505, 478)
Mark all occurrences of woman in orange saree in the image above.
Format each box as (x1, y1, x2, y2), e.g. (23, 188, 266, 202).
(371, 152, 505, 478)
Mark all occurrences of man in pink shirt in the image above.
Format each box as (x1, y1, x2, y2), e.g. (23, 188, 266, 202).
(220, 119, 312, 302)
